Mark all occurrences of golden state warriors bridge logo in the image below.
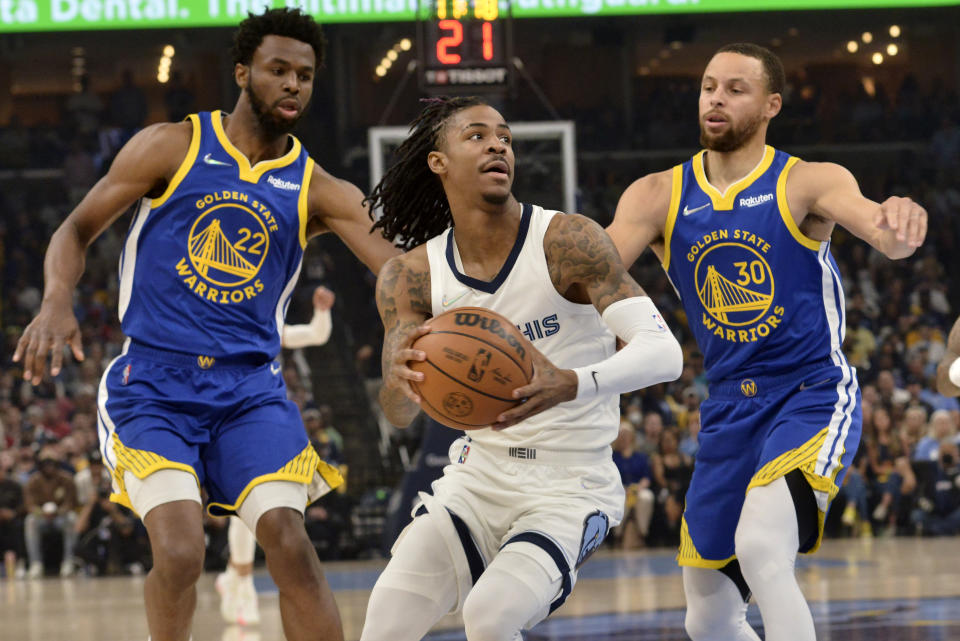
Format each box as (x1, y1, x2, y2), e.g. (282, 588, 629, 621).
(687, 230, 785, 344)
(174, 191, 280, 305)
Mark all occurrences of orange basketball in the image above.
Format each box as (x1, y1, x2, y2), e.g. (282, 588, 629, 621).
(410, 306, 534, 430)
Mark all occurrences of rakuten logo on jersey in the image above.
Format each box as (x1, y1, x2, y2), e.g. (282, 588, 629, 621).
(267, 176, 300, 191)
(739, 193, 774, 208)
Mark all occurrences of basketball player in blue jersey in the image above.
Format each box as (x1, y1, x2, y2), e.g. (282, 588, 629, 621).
(12, 9, 399, 641)
(217, 284, 336, 627)
(937, 316, 960, 397)
(607, 43, 927, 641)
(359, 97, 682, 641)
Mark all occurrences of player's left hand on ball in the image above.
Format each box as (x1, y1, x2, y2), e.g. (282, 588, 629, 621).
(312, 286, 335, 311)
(386, 324, 432, 405)
(875, 196, 927, 248)
(492, 348, 578, 430)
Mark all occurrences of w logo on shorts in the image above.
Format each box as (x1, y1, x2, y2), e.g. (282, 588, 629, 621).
(576, 511, 609, 568)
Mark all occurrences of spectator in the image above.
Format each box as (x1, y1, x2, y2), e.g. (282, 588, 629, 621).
(651, 429, 693, 544)
(108, 70, 147, 142)
(678, 408, 700, 459)
(74, 459, 146, 576)
(23, 448, 79, 578)
(914, 409, 957, 462)
(65, 74, 103, 138)
(612, 418, 654, 549)
(0, 457, 25, 578)
(637, 411, 664, 457)
(911, 440, 960, 535)
(163, 71, 196, 123)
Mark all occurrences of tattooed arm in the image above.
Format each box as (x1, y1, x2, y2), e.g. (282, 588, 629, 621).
(376, 248, 434, 427)
(546, 213, 648, 310)
(493, 214, 681, 429)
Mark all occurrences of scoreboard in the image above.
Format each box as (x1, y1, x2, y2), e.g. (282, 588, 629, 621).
(417, 0, 512, 93)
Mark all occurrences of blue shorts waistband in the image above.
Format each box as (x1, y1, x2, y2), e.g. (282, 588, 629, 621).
(707, 357, 842, 400)
(126, 341, 272, 370)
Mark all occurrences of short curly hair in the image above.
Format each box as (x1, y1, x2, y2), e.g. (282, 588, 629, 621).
(231, 8, 326, 69)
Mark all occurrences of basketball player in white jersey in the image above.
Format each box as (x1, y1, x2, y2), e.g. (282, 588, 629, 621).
(938, 315, 960, 398)
(216, 285, 335, 626)
(358, 97, 683, 641)
(607, 44, 926, 641)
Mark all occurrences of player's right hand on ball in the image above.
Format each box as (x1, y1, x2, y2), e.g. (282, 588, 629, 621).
(13, 302, 85, 386)
(385, 323, 432, 404)
(491, 347, 578, 430)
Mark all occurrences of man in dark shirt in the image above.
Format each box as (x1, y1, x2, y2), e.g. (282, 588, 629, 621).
(912, 440, 960, 536)
(24, 449, 78, 578)
(0, 462, 25, 578)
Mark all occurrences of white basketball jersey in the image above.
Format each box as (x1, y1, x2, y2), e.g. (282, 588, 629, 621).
(424, 203, 619, 452)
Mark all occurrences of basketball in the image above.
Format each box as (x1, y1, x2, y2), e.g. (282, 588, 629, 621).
(410, 306, 534, 430)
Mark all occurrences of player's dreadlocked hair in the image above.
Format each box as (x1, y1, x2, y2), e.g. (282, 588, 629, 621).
(232, 8, 326, 69)
(366, 96, 486, 250)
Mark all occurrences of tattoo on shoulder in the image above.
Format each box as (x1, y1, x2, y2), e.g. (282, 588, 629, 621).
(546, 215, 644, 308)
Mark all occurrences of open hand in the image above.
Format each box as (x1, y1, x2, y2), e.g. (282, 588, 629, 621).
(875, 196, 926, 249)
(13, 302, 84, 385)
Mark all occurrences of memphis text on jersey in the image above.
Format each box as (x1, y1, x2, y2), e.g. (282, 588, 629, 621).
(686, 227, 785, 344)
(173, 189, 280, 305)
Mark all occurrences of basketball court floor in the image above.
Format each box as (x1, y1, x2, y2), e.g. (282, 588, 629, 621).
(3, 537, 959, 641)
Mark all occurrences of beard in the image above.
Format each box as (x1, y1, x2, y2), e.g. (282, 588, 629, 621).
(246, 81, 303, 139)
(699, 112, 763, 152)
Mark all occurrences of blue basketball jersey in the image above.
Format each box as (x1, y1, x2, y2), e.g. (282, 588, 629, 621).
(663, 146, 848, 383)
(117, 110, 313, 360)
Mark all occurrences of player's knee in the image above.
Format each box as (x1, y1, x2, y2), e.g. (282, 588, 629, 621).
(256, 507, 310, 555)
(734, 521, 790, 579)
(684, 601, 740, 641)
(152, 537, 205, 587)
(462, 588, 515, 641)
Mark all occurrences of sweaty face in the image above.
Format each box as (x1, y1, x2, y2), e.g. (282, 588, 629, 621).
(436, 105, 515, 205)
(243, 35, 316, 138)
(698, 53, 773, 152)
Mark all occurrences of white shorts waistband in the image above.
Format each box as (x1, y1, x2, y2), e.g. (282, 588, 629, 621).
(466, 439, 612, 465)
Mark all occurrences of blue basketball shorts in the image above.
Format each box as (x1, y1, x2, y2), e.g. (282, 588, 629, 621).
(96, 341, 342, 517)
(678, 357, 862, 568)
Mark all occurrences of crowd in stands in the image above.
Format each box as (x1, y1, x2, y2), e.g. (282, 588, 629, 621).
(0, 67, 958, 576)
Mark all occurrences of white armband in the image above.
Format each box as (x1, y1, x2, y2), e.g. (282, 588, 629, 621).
(282, 308, 332, 348)
(950, 357, 960, 387)
(572, 296, 683, 400)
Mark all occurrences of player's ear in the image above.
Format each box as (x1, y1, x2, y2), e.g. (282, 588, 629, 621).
(427, 150, 447, 176)
(766, 92, 782, 120)
(235, 63, 249, 89)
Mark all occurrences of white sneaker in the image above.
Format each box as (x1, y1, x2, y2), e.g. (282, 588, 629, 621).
(60, 560, 74, 577)
(27, 561, 43, 580)
(216, 568, 239, 624)
(235, 576, 260, 626)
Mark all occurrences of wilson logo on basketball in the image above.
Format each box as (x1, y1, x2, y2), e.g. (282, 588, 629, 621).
(452, 312, 527, 360)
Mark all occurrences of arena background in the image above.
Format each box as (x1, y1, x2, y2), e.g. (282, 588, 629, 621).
(1, 2, 959, 639)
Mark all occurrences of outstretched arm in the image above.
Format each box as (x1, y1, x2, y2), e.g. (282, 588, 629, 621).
(789, 161, 926, 259)
(375, 251, 433, 427)
(282, 286, 335, 348)
(13, 122, 191, 384)
(307, 165, 401, 276)
(605, 168, 674, 267)
(937, 316, 960, 397)
(493, 214, 682, 429)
